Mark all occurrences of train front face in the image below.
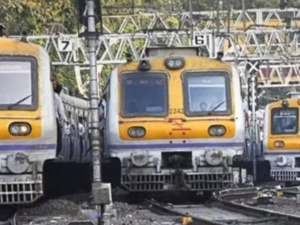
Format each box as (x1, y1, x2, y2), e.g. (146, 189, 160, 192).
(0, 38, 56, 205)
(107, 55, 245, 193)
(264, 98, 300, 182)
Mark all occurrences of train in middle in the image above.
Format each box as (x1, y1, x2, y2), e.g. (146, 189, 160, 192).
(101, 47, 246, 193)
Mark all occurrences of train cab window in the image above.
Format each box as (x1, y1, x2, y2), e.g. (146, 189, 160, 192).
(121, 72, 168, 117)
(183, 71, 231, 116)
(271, 108, 298, 135)
(0, 56, 38, 110)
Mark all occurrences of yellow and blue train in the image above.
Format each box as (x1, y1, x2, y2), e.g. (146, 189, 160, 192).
(0, 39, 247, 205)
(263, 97, 300, 182)
(0, 37, 57, 204)
(103, 47, 246, 192)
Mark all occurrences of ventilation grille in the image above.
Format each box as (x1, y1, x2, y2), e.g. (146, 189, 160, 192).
(0, 180, 43, 204)
(122, 171, 233, 192)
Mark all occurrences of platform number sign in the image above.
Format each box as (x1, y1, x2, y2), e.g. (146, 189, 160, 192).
(58, 37, 73, 52)
(194, 34, 207, 46)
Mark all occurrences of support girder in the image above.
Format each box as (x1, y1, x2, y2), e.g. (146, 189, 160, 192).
(100, 8, 300, 33)
(10, 8, 300, 93)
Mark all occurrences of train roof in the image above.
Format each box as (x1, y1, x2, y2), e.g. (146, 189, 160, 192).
(267, 97, 300, 108)
(0, 37, 40, 56)
(117, 55, 232, 73)
(145, 47, 201, 57)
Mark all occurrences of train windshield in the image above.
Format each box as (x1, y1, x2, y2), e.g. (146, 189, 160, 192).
(121, 72, 168, 117)
(0, 57, 37, 110)
(183, 71, 231, 116)
(271, 108, 299, 135)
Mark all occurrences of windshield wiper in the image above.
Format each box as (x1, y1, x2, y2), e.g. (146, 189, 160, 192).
(207, 100, 226, 115)
(7, 94, 32, 109)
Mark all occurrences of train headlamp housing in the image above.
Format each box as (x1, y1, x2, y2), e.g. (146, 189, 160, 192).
(274, 141, 285, 148)
(128, 127, 146, 138)
(131, 150, 148, 167)
(275, 155, 287, 167)
(9, 123, 31, 136)
(208, 125, 226, 136)
(7, 152, 29, 174)
(138, 60, 151, 71)
(165, 56, 185, 70)
(297, 99, 300, 105)
(205, 149, 223, 166)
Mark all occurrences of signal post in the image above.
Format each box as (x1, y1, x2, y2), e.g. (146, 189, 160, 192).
(247, 61, 259, 184)
(79, 0, 112, 224)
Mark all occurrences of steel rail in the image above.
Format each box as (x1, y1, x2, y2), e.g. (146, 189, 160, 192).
(216, 198, 300, 224)
(144, 199, 226, 225)
(217, 185, 300, 200)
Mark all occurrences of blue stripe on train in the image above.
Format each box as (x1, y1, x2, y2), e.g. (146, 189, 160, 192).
(109, 142, 245, 150)
(0, 144, 56, 151)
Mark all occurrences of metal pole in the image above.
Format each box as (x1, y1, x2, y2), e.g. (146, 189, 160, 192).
(227, 0, 230, 34)
(242, 0, 246, 30)
(189, 0, 194, 45)
(86, 0, 102, 221)
(251, 73, 257, 183)
(216, 0, 220, 34)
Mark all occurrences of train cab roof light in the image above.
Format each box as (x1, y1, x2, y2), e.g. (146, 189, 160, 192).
(216, 51, 224, 61)
(165, 56, 185, 70)
(0, 23, 6, 37)
(282, 100, 289, 108)
(125, 52, 133, 63)
(20, 31, 28, 43)
(138, 60, 151, 71)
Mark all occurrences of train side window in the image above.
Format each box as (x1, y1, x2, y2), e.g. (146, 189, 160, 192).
(271, 108, 299, 135)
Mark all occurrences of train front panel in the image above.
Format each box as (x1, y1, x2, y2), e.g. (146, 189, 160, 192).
(106, 55, 245, 192)
(264, 98, 300, 182)
(0, 38, 56, 204)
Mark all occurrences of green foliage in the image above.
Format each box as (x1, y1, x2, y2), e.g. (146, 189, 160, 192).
(0, 0, 78, 89)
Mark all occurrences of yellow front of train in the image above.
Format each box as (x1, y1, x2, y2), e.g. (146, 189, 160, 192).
(264, 98, 300, 182)
(106, 48, 245, 193)
(0, 38, 57, 205)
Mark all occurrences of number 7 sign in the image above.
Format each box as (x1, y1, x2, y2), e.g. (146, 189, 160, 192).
(58, 37, 73, 52)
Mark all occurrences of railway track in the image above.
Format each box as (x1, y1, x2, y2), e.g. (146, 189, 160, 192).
(217, 185, 300, 200)
(144, 194, 300, 225)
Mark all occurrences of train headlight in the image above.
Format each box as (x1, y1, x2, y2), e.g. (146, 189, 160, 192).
(275, 155, 287, 167)
(138, 60, 151, 71)
(274, 141, 285, 148)
(208, 125, 226, 136)
(165, 57, 185, 70)
(9, 123, 31, 136)
(7, 152, 29, 174)
(131, 150, 148, 167)
(128, 127, 146, 138)
(282, 100, 289, 108)
(205, 149, 223, 166)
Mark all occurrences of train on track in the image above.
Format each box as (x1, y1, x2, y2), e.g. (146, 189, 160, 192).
(0, 37, 57, 204)
(263, 97, 300, 183)
(102, 47, 247, 193)
(0, 37, 248, 205)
